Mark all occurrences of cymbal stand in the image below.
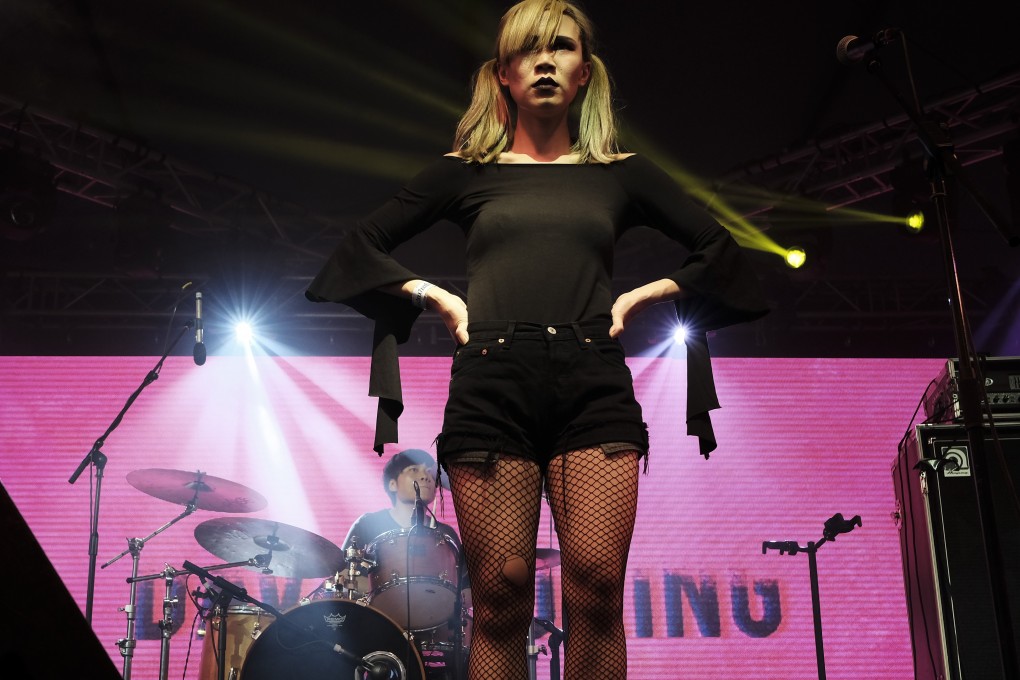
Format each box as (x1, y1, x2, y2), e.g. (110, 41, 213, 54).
(127, 564, 188, 680)
(102, 498, 198, 680)
(526, 620, 542, 680)
(762, 513, 862, 680)
(130, 558, 273, 680)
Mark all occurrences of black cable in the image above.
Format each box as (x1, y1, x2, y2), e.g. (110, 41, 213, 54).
(180, 609, 202, 680)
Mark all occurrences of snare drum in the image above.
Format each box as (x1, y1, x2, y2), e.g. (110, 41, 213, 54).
(198, 604, 275, 680)
(368, 527, 460, 630)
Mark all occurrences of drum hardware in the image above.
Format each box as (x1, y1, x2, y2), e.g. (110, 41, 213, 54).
(121, 556, 267, 680)
(300, 573, 337, 603)
(182, 561, 424, 680)
(526, 618, 547, 680)
(530, 618, 565, 680)
(139, 564, 187, 680)
(414, 606, 472, 674)
(528, 548, 563, 680)
(103, 469, 267, 680)
(301, 542, 379, 604)
(103, 499, 201, 680)
(194, 517, 345, 579)
(346, 542, 378, 586)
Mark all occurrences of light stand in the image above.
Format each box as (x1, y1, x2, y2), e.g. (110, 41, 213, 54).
(763, 513, 862, 680)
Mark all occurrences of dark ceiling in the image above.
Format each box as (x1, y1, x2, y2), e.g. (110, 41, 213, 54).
(1, 0, 1018, 359)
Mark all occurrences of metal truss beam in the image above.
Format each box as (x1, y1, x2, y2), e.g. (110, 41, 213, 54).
(2, 76, 1016, 353)
(0, 94, 340, 260)
(719, 70, 1020, 211)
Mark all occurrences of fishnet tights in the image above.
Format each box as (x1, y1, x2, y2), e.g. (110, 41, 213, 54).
(447, 448, 639, 680)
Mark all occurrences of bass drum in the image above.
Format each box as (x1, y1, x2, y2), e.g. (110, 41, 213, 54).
(240, 599, 425, 680)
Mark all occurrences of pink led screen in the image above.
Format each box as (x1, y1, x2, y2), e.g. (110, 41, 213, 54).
(0, 354, 942, 678)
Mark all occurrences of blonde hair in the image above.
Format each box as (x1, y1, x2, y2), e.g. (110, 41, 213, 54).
(453, 0, 618, 164)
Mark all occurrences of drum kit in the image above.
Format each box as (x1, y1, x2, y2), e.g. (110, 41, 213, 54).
(106, 468, 563, 680)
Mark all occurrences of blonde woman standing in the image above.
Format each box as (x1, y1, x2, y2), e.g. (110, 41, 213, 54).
(307, 2, 768, 677)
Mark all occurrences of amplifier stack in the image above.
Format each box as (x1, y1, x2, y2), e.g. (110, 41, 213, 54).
(894, 356, 1020, 680)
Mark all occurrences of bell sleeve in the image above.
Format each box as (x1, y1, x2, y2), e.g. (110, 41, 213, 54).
(305, 158, 470, 454)
(615, 155, 770, 457)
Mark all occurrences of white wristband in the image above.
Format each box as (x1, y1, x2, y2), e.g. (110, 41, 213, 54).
(411, 281, 434, 310)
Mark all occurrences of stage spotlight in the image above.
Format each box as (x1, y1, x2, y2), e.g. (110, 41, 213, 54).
(672, 325, 687, 344)
(235, 321, 254, 346)
(904, 209, 925, 234)
(784, 247, 806, 269)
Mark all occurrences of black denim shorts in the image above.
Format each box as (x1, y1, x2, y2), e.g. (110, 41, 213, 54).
(436, 320, 649, 473)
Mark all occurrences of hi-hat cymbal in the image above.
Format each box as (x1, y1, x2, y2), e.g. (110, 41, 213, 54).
(536, 547, 560, 570)
(194, 517, 345, 579)
(127, 469, 268, 513)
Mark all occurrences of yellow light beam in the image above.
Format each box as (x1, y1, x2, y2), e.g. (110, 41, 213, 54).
(203, 0, 465, 118)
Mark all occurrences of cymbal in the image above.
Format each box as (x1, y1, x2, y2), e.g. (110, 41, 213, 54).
(127, 468, 268, 513)
(194, 517, 345, 579)
(536, 547, 560, 570)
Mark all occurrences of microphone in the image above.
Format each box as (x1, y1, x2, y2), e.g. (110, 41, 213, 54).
(412, 481, 426, 528)
(193, 291, 206, 366)
(183, 560, 246, 604)
(835, 28, 898, 65)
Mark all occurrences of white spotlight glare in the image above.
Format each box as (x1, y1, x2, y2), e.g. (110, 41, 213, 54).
(672, 325, 687, 345)
(235, 321, 254, 346)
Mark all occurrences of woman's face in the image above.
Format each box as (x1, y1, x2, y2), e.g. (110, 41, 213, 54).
(498, 14, 590, 121)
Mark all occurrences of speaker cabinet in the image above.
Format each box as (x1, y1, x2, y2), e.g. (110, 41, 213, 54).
(893, 422, 1020, 680)
(0, 483, 121, 679)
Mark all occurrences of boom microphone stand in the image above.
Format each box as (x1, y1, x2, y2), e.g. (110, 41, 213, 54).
(67, 317, 193, 624)
(842, 30, 1020, 677)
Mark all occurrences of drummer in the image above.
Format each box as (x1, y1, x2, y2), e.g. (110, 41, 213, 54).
(340, 448, 467, 600)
